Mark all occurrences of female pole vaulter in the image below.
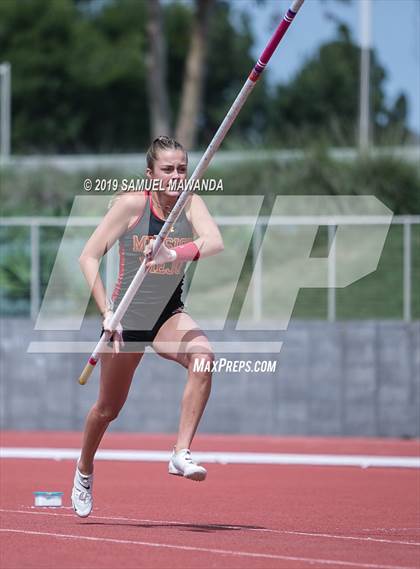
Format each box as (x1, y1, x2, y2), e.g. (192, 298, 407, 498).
(72, 136, 224, 517)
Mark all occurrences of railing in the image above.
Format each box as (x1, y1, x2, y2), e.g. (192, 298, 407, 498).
(0, 215, 418, 322)
(2, 146, 419, 171)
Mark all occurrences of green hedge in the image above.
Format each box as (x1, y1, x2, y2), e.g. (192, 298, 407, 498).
(1, 151, 419, 216)
(1, 152, 419, 319)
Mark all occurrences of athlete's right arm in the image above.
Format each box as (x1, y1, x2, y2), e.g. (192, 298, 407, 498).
(79, 193, 146, 316)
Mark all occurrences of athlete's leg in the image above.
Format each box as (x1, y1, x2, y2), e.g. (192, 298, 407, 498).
(78, 352, 143, 474)
(152, 312, 213, 451)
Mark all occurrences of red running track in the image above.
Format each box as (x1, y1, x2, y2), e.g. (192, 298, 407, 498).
(1, 432, 419, 569)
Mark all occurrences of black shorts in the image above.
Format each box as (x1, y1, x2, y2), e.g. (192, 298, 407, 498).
(101, 304, 184, 352)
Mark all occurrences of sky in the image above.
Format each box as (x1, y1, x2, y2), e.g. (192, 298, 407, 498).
(234, 0, 420, 135)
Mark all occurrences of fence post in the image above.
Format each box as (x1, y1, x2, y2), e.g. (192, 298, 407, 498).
(403, 220, 412, 322)
(252, 222, 263, 321)
(30, 223, 40, 321)
(327, 224, 336, 322)
(0, 62, 11, 161)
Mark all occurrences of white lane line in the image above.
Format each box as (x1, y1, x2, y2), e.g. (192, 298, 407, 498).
(0, 528, 415, 569)
(1, 509, 418, 547)
(361, 529, 420, 533)
(279, 530, 420, 547)
(1, 448, 419, 468)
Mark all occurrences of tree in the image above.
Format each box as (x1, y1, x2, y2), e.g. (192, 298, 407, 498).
(175, 0, 214, 149)
(266, 25, 409, 146)
(0, 0, 151, 152)
(146, 0, 170, 139)
(0, 0, 270, 152)
(144, 0, 214, 147)
(200, 3, 270, 147)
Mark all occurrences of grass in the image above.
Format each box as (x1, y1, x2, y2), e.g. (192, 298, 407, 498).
(1, 217, 418, 321)
(293, 224, 420, 319)
(186, 222, 419, 321)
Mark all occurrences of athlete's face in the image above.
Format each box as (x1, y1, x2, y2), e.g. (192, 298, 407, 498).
(147, 149, 188, 197)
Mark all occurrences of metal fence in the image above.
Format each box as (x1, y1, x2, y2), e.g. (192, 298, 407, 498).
(0, 215, 418, 322)
(2, 146, 420, 171)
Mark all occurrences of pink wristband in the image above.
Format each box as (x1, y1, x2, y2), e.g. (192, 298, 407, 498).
(174, 242, 200, 261)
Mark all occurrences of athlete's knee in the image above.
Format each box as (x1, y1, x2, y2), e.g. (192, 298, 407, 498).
(92, 402, 121, 423)
(188, 351, 215, 376)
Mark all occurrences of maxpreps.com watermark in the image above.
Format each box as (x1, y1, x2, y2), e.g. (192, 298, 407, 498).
(193, 358, 277, 373)
(83, 178, 224, 192)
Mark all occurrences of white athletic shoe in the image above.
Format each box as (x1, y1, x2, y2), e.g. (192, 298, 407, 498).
(71, 465, 93, 518)
(168, 448, 207, 482)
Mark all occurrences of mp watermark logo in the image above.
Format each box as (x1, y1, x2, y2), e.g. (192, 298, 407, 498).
(28, 195, 392, 356)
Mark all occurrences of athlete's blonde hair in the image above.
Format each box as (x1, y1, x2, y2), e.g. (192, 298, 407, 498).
(146, 136, 187, 171)
(109, 136, 187, 209)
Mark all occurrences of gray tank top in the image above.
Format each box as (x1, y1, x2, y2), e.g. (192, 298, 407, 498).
(111, 192, 193, 330)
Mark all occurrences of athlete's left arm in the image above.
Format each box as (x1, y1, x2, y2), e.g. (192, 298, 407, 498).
(187, 194, 224, 258)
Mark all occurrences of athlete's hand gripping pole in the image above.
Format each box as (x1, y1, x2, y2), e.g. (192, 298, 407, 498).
(78, 0, 305, 385)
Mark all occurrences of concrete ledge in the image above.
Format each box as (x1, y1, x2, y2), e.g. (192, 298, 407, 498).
(1, 318, 419, 436)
